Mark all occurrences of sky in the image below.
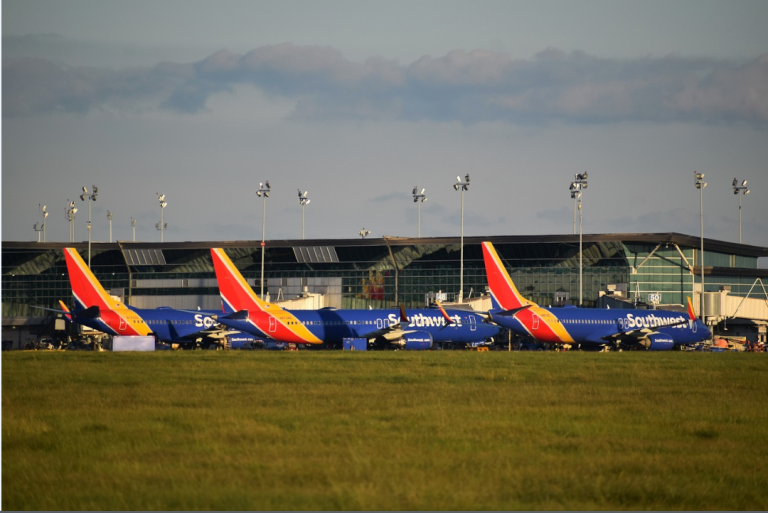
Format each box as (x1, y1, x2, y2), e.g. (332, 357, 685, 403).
(3, 0, 768, 266)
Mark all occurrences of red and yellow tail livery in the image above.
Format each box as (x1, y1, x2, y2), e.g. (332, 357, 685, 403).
(210, 248, 323, 344)
(481, 241, 712, 350)
(482, 241, 575, 344)
(63, 248, 152, 336)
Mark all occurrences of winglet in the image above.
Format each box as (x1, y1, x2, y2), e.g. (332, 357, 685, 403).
(399, 304, 409, 323)
(59, 300, 72, 321)
(434, 300, 455, 324)
(686, 297, 696, 320)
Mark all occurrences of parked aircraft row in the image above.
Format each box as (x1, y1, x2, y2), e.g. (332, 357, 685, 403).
(56, 248, 229, 346)
(50, 244, 711, 350)
(53, 247, 501, 350)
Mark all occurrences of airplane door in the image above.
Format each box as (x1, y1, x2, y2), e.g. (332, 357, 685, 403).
(119, 317, 127, 331)
(691, 320, 697, 333)
(269, 316, 277, 333)
(532, 315, 539, 330)
(617, 318, 624, 331)
(469, 315, 477, 331)
(376, 318, 383, 330)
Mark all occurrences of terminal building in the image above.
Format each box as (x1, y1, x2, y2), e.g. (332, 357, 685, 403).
(3, 232, 768, 349)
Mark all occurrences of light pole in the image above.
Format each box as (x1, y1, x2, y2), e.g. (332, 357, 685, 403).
(570, 182, 580, 235)
(359, 228, 370, 238)
(155, 221, 168, 237)
(453, 174, 470, 303)
(33, 222, 44, 242)
(38, 204, 49, 242)
(732, 178, 750, 244)
(79, 185, 98, 268)
(694, 171, 707, 320)
(298, 190, 310, 239)
(412, 186, 427, 238)
(107, 210, 113, 242)
(66, 200, 77, 243)
(156, 194, 167, 242)
(570, 172, 588, 305)
(131, 217, 136, 242)
(257, 181, 271, 300)
(569, 174, 587, 234)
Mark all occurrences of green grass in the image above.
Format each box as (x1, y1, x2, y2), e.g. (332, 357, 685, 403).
(3, 351, 767, 510)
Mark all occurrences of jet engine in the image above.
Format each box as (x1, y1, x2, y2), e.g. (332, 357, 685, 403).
(392, 332, 433, 350)
(638, 334, 675, 351)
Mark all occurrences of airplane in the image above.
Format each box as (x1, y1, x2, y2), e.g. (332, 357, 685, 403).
(210, 248, 502, 350)
(481, 241, 712, 351)
(52, 248, 234, 348)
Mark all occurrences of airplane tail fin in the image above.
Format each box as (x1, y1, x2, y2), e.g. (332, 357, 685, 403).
(481, 242, 535, 310)
(63, 248, 124, 311)
(211, 248, 275, 314)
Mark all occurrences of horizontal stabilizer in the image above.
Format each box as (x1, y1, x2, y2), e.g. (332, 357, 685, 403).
(77, 305, 102, 319)
(494, 304, 533, 318)
(225, 310, 250, 320)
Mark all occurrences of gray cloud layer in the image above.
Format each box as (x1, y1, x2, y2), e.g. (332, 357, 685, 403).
(4, 43, 768, 127)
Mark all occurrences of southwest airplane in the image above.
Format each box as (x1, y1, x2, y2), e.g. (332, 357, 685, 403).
(57, 248, 232, 347)
(210, 248, 501, 349)
(481, 241, 711, 350)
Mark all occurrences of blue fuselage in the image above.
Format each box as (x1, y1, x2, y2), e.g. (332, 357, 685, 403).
(491, 305, 711, 350)
(70, 299, 222, 343)
(219, 308, 501, 346)
(134, 307, 223, 342)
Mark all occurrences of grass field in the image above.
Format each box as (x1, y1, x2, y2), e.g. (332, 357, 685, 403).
(3, 350, 767, 510)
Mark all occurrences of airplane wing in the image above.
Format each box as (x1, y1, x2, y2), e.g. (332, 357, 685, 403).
(32, 305, 71, 315)
(593, 316, 691, 347)
(200, 313, 241, 339)
(362, 305, 409, 342)
(32, 304, 101, 320)
(200, 326, 239, 339)
(166, 310, 242, 341)
(607, 299, 696, 344)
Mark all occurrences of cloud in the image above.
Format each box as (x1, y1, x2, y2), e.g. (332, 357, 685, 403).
(371, 191, 407, 203)
(2, 56, 194, 115)
(4, 42, 767, 128)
